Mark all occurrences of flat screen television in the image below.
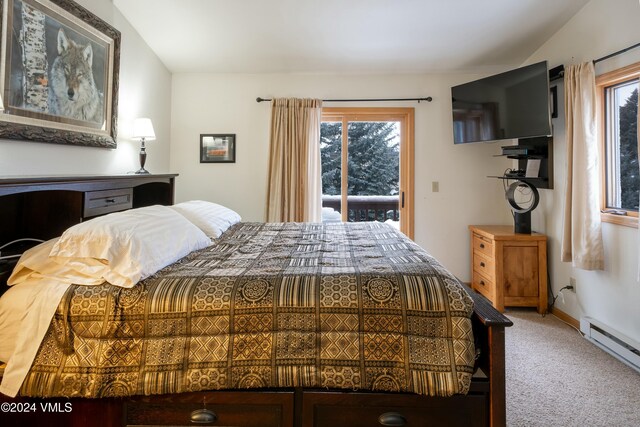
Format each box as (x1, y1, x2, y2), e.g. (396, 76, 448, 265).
(451, 61, 552, 144)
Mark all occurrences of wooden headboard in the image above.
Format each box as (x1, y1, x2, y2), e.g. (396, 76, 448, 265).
(0, 174, 177, 292)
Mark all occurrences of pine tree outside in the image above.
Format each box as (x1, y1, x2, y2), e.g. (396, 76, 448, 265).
(616, 87, 638, 210)
(320, 121, 400, 224)
(605, 83, 638, 211)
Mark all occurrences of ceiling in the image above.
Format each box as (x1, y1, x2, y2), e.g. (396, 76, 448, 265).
(113, 0, 590, 74)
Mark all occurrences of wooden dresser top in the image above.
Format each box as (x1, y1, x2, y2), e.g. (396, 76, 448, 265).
(469, 224, 547, 241)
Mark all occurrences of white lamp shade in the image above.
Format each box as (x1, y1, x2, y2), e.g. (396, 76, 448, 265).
(132, 118, 156, 140)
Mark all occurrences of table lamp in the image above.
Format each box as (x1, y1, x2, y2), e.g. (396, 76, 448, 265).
(132, 118, 155, 174)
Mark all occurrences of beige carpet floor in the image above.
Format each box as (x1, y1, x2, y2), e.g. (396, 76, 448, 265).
(505, 309, 640, 426)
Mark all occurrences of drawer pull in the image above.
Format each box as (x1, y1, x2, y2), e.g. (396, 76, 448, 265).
(480, 262, 485, 267)
(479, 280, 486, 286)
(479, 243, 485, 249)
(378, 412, 407, 426)
(190, 408, 217, 424)
(105, 198, 116, 203)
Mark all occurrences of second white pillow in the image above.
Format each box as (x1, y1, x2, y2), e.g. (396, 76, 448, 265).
(170, 200, 241, 238)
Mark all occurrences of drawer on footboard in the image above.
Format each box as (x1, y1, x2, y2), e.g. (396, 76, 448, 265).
(125, 391, 294, 427)
(302, 390, 487, 427)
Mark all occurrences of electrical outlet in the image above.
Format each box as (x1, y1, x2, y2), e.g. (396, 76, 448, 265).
(569, 277, 577, 292)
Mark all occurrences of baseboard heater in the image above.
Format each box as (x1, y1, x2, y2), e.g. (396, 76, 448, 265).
(580, 316, 640, 373)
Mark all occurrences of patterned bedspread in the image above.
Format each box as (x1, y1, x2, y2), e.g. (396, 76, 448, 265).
(20, 222, 475, 398)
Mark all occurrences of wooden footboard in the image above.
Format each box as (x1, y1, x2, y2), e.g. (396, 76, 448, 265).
(465, 283, 513, 427)
(0, 287, 511, 427)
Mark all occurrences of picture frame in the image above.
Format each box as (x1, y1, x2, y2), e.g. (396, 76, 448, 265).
(200, 134, 236, 163)
(0, 0, 121, 148)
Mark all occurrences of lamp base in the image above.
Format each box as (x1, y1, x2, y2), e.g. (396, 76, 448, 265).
(137, 139, 149, 175)
(514, 212, 532, 234)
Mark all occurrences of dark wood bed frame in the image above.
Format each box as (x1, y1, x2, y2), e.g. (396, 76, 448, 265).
(0, 175, 512, 427)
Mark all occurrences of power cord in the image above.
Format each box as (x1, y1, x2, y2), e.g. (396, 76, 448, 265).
(0, 238, 45, 260)
(549, 285, 574, 310)
(544, 273, 583, 335)
(548, 292, 584, 336)
(0, 238, 45, 251)
(503, 169, 516, 220)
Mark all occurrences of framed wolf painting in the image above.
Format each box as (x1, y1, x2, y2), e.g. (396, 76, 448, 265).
(0, 0, 120, 148)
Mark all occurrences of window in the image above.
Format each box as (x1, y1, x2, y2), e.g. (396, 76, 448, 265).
(597, 62, 640, 227)
(320, 108, 415, 238)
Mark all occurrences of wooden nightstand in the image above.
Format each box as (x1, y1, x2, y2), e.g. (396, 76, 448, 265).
(469, 225, 548, 313)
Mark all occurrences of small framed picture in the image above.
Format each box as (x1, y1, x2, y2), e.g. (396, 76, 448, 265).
(200, 134, 236, 163)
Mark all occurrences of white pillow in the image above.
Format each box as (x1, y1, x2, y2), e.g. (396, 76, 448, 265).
(169, 200, 241, 238)
(50, 205, 211, 288)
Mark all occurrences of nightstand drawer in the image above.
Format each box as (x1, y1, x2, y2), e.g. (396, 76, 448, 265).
(472, 251, 495, 279)
(472, 233, 493, 258)
(84, 188, 133, 218)
(472, 270, 495, 299)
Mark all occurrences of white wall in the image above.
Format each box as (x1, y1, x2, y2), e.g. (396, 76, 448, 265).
(170, 73, 512, 278)
(525, 0, 640, 342)
(0, 0, 172, 175)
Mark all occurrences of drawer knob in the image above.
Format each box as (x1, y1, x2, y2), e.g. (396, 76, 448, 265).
(479, 280, 486, 286)
(480, 262, 485, 267)
(190, 408, 217, 424)
(378, 412, 407, 426)
(479, 243, 485, 249)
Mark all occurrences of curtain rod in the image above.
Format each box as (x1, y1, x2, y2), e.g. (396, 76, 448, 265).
(256, 96, 432, 103)
(593, 42, 640, 64)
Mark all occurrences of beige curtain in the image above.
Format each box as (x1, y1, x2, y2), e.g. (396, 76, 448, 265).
(561, 62, 604, 270)
(266, 98, 323, 222)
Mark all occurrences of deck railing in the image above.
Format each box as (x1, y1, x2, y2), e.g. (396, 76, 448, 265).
(322, 195, 399, 222)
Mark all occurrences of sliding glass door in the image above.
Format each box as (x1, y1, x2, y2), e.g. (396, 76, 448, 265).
(320, 108, 415, 238)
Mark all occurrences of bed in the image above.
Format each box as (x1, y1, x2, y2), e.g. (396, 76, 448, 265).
(0, 175, 512, 427)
